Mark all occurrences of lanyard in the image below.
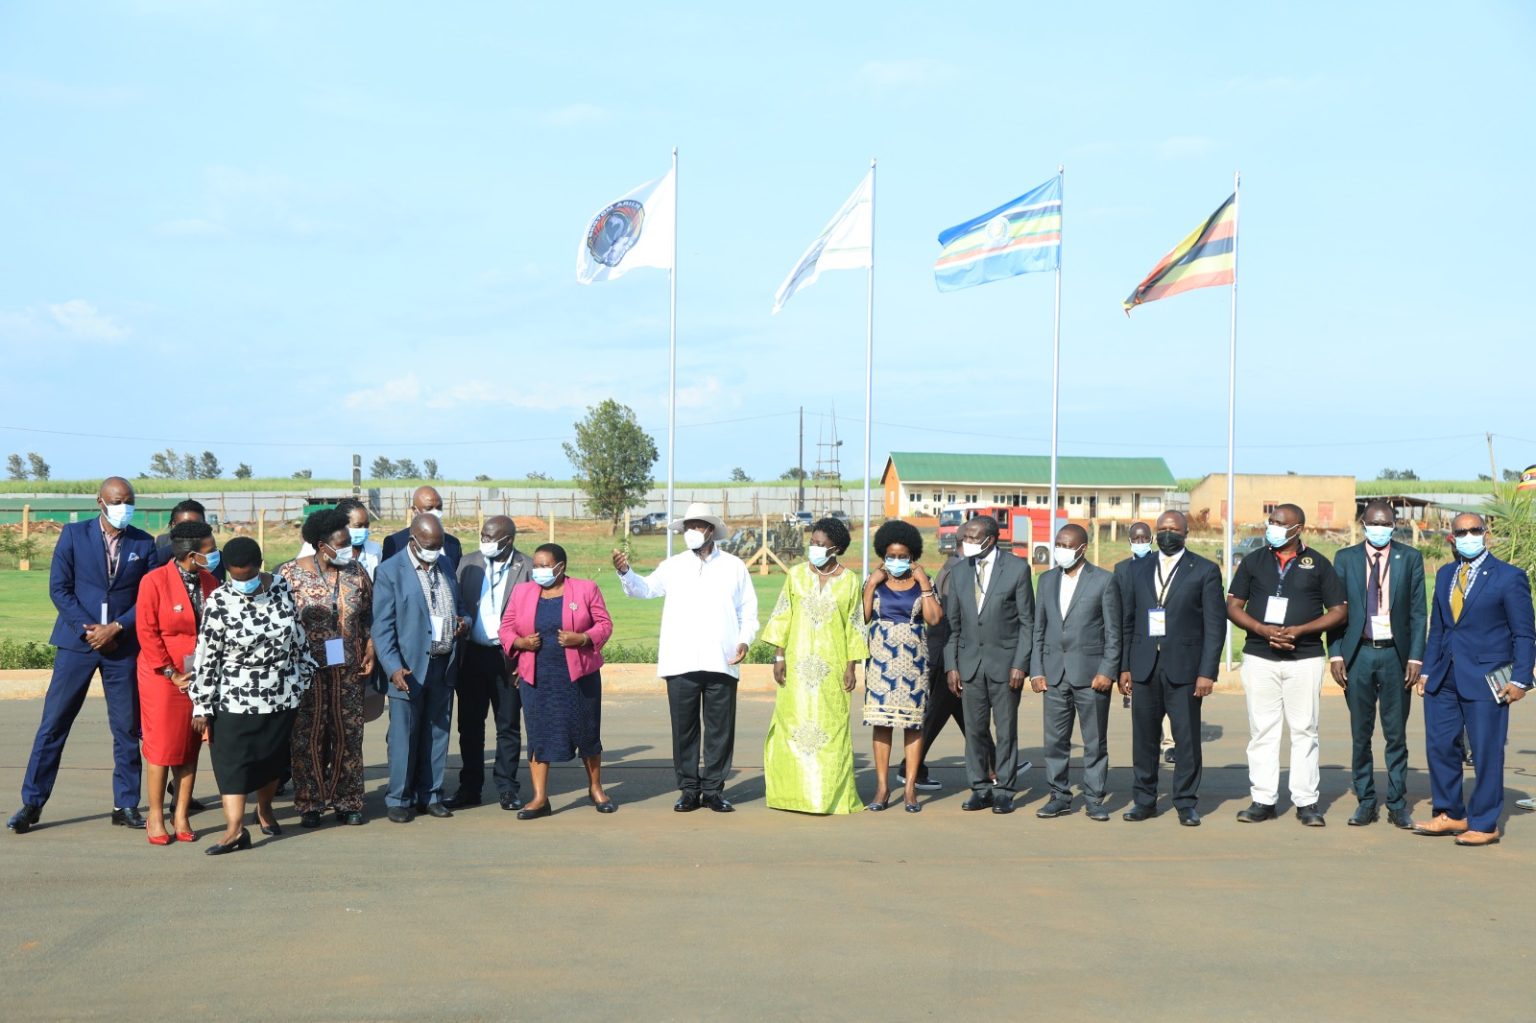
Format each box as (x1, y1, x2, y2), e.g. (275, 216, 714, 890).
(1154, 560, 1179, 608)
(420, 564, 443, 615)
(1273, 549, 1301, 597)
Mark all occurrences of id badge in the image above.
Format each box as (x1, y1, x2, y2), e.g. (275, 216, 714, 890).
(182, 654, 196, 674)
(323, 636, 347, 667)
(100, 602, 110, 626)
(1148, 609, 1167, 637)
(1263, 596, 1290, 625)
(431, 615, 449, 642)
(1369, 614, 1393, 640)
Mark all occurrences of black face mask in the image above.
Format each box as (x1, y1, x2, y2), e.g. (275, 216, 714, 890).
(1155, 530, 1185, 555)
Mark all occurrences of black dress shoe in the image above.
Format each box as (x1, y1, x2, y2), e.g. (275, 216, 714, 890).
(336, 810, 366, 826)
(168, 782, 207, 813)
(444, 791, 482, 809)
(1236, 801, 1277, 823)
(1388, 807, 1415, 830)
(1036, 796, 1073, 819)
(1295, 804, 1326, 827)
(300, 811, 323, 828)
(205, 828, 252, 856)
(386, 807, 414, 823)
(1177, 807, 1201, 827)
(499, 795, 524, 812)
(1163, 747, 1177, 764)
(961, 792, 994, 812)
(258, 820, 282, 836)
(516, 802, 552, 820)
(1348, 804, 1379, 827)
(702, 794, 734, 813)
(112, 807, 146, 829)
(674, 791, 702, 812)
(991, 794, 1015, 815)
(1122, 803, 1156, 822)
(423, 802, 453, 819)
(1086, 803, 1110, 822)
(590, 794, 618, 814)
(7, 804, 41, 833)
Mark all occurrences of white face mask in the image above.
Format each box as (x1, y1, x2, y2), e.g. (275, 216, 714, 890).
(1053, 545, 1082, 569)
(420, 508, 443, 521)
(683, 528, 708, 551)
(808, 545, 832, 568)
(961, 540, 985, 559)
(414, 543, 443, 564)
(479, 539, 506, 560)
(327, 544, 355, 567)
(102, 502, 135, 529)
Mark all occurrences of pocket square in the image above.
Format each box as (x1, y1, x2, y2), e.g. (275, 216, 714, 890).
(128, 552, 141, 561)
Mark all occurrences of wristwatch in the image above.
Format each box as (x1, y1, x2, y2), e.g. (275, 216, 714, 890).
(162, 666, 176, 679)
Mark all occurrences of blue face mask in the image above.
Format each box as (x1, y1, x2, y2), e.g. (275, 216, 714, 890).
(531, 567, 559, 588)
(198, 550, 222, 572)
(102, 502, 135, 529)
(1130, 542, 1152, 559)
(884, 557, 912, 576)
(348, 526, 369, 547)
(231, 575, 262, 595)
(1454, 534, 1486, 560)
(1363, 525, 1393, 549)
(1265, 523, 1293, 548)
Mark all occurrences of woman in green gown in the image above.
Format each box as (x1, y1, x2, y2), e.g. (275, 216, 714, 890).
(761, 517, 868, 814)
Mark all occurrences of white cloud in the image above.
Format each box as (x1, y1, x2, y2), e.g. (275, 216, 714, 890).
(856, 58, 957, 89)
(344, 374, 422, 410)
(542, 103, 607, 127)
(1158, 135, 1220, 160)
(47, 300, 128, 341)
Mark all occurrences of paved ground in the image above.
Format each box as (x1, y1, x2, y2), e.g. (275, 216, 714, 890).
(2, 688, 1534, 1021)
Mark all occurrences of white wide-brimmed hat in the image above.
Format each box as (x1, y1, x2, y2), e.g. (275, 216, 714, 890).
(670, 502, 728, 536)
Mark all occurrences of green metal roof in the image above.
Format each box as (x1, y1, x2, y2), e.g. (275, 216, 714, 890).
(885, 453, 1175, 488)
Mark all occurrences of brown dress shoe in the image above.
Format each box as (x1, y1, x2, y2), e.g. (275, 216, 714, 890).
(1455, 830, 1500, 847)
(1413, 813, 1469, 836)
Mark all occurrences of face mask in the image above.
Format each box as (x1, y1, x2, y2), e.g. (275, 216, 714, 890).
(327, 544, 355, 567)
(1130, 542, 1152, 559)
(961, 541, 986, 559)
(348, 526, 369, 547)
(1265, 523, 1294, 548)
(420, 508, 443, 520)
(808, 545, 832, 568)
(413, 543, 443, 564)
(1155, 530, 1185, 555)
(1363, 525, 1393, 549)
(1454, 534, 1486, 560)
(480, 540, 506, 560)
(531, 567, 559, 588)
(884, 556, 911, 576)
(1053, 545, 1082, 569)
(231, 575, 262, 595)
(196, 550, 221, 573)
(102, 502, 134, 529)
(683, 528, 708, 551)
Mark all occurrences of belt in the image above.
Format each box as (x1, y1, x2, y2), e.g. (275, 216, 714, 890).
(1365, 639, 1396, 649)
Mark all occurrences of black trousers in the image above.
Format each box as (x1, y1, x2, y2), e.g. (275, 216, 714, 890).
(455, 642, 522, 799)
(665, 671, 738, 796)
(1131, 660, 1202, 810)
(912, 663, 966, 781)
(1345, 643, 1412, 813)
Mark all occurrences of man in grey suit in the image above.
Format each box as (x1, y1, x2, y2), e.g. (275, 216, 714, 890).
(1031, 525, 1122, 821)
(449, 515, 533, 811)
(373, 514, 468, 823)
(944, 515, 1036, 815)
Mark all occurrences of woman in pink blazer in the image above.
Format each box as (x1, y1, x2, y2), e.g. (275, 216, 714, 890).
(499, 543, 613, 819)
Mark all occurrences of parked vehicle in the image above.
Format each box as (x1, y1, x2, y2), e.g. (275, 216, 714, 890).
(827, 509, 852, 528)
(1228, 535, 1265, 570)
(790, 510, 814, 530)
(630, 512, 669, 535)
(936, 503, 1065, 563)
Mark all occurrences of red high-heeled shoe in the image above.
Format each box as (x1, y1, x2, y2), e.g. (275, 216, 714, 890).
(175, 830, 197, 842)
(147, 832, 174, 846)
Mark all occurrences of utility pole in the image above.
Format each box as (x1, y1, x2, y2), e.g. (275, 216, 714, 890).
(1487, 432, 1498, 489)
(797, 405, 805, 513)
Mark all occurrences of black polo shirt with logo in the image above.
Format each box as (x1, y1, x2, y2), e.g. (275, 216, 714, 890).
(1229, 545, 1346, 662)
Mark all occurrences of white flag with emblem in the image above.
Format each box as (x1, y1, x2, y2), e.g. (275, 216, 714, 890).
(771, 170, 873, 313)
(576, 167, 675, 284)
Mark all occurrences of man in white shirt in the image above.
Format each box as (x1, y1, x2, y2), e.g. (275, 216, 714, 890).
(612, 503, 759, 813)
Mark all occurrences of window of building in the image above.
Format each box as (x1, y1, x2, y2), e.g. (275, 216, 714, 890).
(1108, 495, 1123, 507)
(946, 492, 957, 503)
(1069, 495, 1084, 506)
(1262, 501, 1277, 516)
(909, 491, 922, 504)
(964, 493, 978, 503)
(1034, 494, 1048, 505)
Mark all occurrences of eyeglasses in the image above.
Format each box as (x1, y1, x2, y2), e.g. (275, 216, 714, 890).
(1452, 527, 1486, 537)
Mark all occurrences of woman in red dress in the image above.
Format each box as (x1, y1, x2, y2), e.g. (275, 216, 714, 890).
(135, 520, 219, 845)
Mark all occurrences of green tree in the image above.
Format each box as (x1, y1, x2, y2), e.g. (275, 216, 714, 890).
(370, 456, 397, 480)
(26, 453, 49, 480)
(234, 463, 254, 479)
(396, 458, 421, 479)
(181, 453, 198, 480)
(730, 467, 751, 482)
(1488, 483, 1536, 588)
(199, 451, 222, 479)
(5, 454, 26, 480)
(148, 447, 182, 479)
(563, 399, 658, 533)
(779, 466, 808, 481)
(526, 471, 550, 481)
(291, 468, 313, 480)
(423, 458, 440, 480)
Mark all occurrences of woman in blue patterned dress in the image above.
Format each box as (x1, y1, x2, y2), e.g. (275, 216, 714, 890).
(862, 521, 942, 812)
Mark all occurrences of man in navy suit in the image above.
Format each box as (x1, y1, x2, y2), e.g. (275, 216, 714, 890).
(1415, 512, 1535, 846)
(373, 513, 468, 823)
(8, 477, 161, 833)
(380, 485, 463, 572)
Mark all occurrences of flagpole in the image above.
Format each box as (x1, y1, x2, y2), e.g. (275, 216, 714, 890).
(1223, 170, 1240, 669)
(666, 146, 678, 558)
(1048, 164, 1063, 545)
(861, 157, 876, 580)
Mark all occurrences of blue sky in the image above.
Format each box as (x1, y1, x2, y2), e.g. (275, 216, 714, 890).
(2, 2, 1533, 483)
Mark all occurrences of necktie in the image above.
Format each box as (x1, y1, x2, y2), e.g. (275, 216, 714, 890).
(974, 558, 988, 607)
(1365, 554, 1382, 638)
(1451, 563, 1469, 622)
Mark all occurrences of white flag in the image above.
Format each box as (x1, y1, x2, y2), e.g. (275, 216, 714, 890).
(771, 170, 873, 313)
(576, 167, 675, 284)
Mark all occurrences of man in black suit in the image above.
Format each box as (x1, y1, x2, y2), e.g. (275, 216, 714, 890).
(1118, 510, 1225, 826)
(381, 486, 463, 571)
(943, 515, 1035, 815)
(900, 553, 967, 792)
(449, 515, 532, 810)
(1329, 500, 1426, 829)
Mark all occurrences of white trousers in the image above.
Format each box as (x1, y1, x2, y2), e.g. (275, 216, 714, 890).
(1241, 655, 1324, 806)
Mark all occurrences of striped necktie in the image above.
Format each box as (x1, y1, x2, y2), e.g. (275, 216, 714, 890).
(1451, 564, 1469, 622)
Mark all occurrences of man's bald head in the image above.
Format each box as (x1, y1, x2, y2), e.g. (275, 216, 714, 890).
(1056, 524, 1088, 548)
(99, 476, 133, 505)
(1156, 510, 1188, 533)
(412, 486, 443, 513)
(410, 513, 445, 549)
(1452, 512, 1487, 534)
(482, 515, 515, 543)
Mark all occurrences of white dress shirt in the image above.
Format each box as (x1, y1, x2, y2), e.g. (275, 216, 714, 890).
(472, 557, 513, 647)
(621, 546, 760, 678)
(1059, 564, 1082, 615)
(973, 545, 999, 610)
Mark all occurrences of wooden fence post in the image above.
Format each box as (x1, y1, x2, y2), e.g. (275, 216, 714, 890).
(19, 503, 31, 571)
(257, 508, 266, 550)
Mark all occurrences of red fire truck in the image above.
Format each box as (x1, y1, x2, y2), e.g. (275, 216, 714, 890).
(936, 504, 1067, 564)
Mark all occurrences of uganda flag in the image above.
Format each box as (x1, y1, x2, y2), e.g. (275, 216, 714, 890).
(1123, 193, 1235, 312)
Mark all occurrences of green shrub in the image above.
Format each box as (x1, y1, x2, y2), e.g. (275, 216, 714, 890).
(0, 639, 55, 669)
